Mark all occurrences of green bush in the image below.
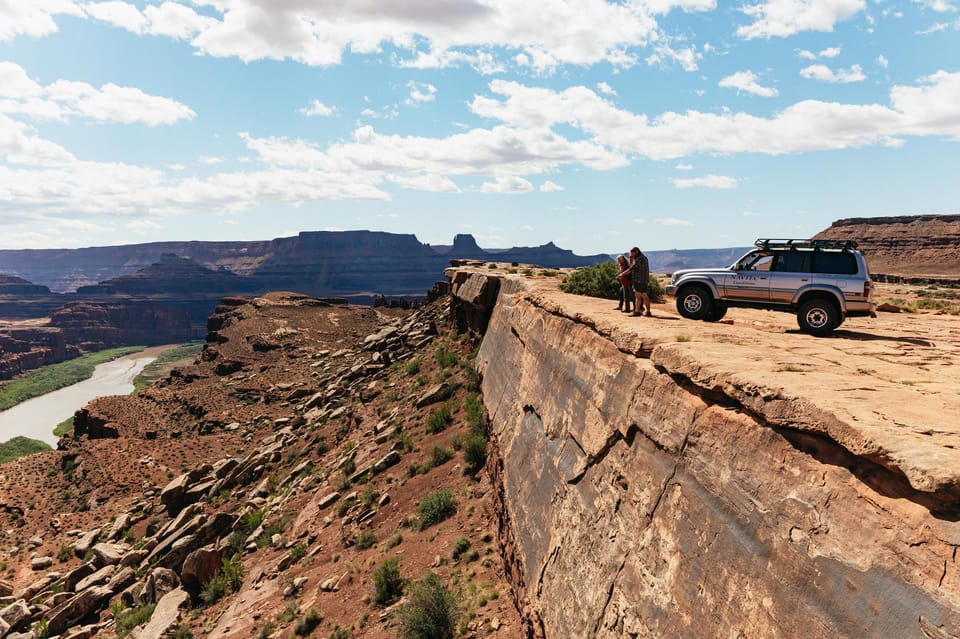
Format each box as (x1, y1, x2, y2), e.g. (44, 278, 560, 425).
(396, 572, 462, 639)
(405, 359, 421, 376)
(170, 625, 194, 639)
(559, 261, 620, 299)
(451, 537, 470, 561)
(416, 488, 457, 530)
(354, 530, 376, 550)
(294, 609, 321, 636)
(430, 446, 453, 468)
(329, 627, 353, 639)
(462, 433, 487, 475)
(373, 557, 404, 606)
(200, 558, 244, 606)
(435, 348, 458, 368)
(115, 604, 156, 638)
(425, 404, 453, 435)
(559, 261, 664, 303)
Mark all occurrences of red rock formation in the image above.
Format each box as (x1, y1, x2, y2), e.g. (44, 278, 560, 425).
(814, 214, 960, 277)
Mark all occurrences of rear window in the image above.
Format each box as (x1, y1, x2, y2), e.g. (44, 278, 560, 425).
(813, 252, 858, 275)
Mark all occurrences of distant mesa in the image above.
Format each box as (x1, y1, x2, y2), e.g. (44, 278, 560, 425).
(0, 274, 51, 296)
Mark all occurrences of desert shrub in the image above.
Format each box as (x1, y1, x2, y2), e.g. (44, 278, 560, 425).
(435, 348, 458, 368)
(405, 359, 421, 376)
(647, 274, 665, 303)
(464, 394, 485, 432)
(354, 530, 376, 550)
(425, 404, 453, 435)
(396, 572, 462, 639)
(451, 537, 470, 561)
(294, 609, 321, 636)
(57, 544, 72, 562)
(430, 446, 453, 468)
(115, 604, 156, 638)
(32, 619, 50, 639)
(386, 532, 403, 549)
(416, 488, 457, 530)
(329, 627, 353, 639)
(462, 433, 487, 475)
(373, 557, 404, 606)
(559, 261, 620, 299)
(257, 623, 277, 639)
(289, 543, 307, 562)
(201, 558, 244, 606)
(170, 625, 194, 639)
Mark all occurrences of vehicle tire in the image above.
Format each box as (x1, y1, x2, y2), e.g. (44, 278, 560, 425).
(797, 298, 839, 336)
(676, 286, 714, 320)
(705, 303, 728, 322)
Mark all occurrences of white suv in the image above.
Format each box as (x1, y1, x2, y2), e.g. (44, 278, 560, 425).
(665, 239, 877, 336)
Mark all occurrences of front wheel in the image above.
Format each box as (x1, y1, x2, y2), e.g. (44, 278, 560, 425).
(705, 303, 728, 322)
(676, 286, 714, 320)
(797, 298, 839, 336)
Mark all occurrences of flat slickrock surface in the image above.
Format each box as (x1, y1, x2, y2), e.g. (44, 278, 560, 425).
(513, 273, 960, 499)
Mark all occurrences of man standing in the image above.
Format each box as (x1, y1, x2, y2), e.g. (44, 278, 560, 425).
(629, 246, 652, 317)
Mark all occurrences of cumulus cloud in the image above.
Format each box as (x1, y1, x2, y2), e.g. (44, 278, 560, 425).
(738, 0, 865, 39)
(718, 70, 779, 97)
(387, 173, 461, 192)
(300, 100, 336, 117)
(481, 175, 534, 193)
(0, 0, 84, 42)
(0, 62, 195, 125)
(878, 54, 889, 68)
(800, 63, 866, 83)
(12, 0, 716, 71)
(675, 162, 694, 170)
(540, 180, 564, 191)
(912, 0, 958, 11)
(596, 81, 617, 95)
(672, 174, 738, 188)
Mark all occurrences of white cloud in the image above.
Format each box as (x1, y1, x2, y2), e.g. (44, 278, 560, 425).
(798, 49, 817, 59)
(0, 113, 76, 165)
(738, 0, 865, 39)
(655, 217, 694, 226)
(143, 2, 218, 39)
(672, 174, 738, 188)
(646, 41, 701, 71)
(406, 82, 437, 105)
(540, 180, 564, 192)
(387, 173, 461, 192)
(718, 70, 779, 97)
(913, 0, 958, 11)
(596, 82, 617, 96)
(818, 46, 842, 58)
(481, 176, 534, 193)
(0, 0, 84, 42)
(126, 219, 162, 231)
(198, 155, 224, 165)
(878, 54, 889, 68)
(300, 100, 336, 117)
(675, 162, 694, 170)
(82, 1, 147, 33)
(0, 62, 195, 125)
(800, 63, 866, 83)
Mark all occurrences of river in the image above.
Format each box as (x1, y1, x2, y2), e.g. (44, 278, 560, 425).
(0, 348, 163, 448)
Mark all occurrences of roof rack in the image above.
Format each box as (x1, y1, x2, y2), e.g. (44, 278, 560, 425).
(754, 238, 858, 251)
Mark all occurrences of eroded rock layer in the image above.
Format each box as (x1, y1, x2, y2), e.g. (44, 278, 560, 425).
(457, 270, 960, 639)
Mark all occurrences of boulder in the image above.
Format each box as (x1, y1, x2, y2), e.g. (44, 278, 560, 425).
(180, 545, 224, 598)
(91, 542, 128, 567)
(73, 529, 100, 559)
(0, 599, 31, 633)
(139, 588, 190, 639)
(46, 586, 112, 635)
(30, 556, 53, 571)
(415, 383, 453, 408)
(142, 568, 180, 604)
(106, 566, 137, 594)
(74, 564, 115, 592)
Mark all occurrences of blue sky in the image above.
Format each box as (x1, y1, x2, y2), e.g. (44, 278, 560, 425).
(1, 0, 958, 254)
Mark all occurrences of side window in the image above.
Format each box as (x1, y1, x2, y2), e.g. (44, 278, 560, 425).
(751, 255, 775, 271)
(813, 252, 857, 275)
(773, 251, 811, 273)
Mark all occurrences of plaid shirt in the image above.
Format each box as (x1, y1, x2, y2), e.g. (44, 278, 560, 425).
(630, 253, 649, 287)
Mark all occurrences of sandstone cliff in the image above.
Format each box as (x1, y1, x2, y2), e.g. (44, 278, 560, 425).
(451, 267, 960, 638)
(815, 214, 960, 277)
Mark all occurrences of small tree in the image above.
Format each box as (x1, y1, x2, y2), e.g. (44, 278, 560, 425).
(373, 557, 404, 606)
(396, 572, 461, 639)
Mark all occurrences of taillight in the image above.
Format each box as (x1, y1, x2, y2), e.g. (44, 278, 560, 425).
(864, 280, 872, 298)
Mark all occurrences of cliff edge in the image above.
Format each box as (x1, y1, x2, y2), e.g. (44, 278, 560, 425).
(450, 266, 960, 638)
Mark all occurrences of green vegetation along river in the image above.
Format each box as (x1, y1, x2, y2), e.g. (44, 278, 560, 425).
(0, 347, 162, 450)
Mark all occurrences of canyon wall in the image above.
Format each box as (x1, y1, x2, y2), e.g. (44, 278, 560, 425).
(454, 269, 960, 638)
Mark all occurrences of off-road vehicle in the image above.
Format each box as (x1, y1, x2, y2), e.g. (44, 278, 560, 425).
(665, 239, 876, 336)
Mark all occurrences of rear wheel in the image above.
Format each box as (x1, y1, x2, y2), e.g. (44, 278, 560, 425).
(676, 286, 713, 320)
(797, 298, 839, 336)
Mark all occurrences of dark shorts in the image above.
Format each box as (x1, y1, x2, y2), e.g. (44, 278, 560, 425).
(632, 280, 647, 293)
